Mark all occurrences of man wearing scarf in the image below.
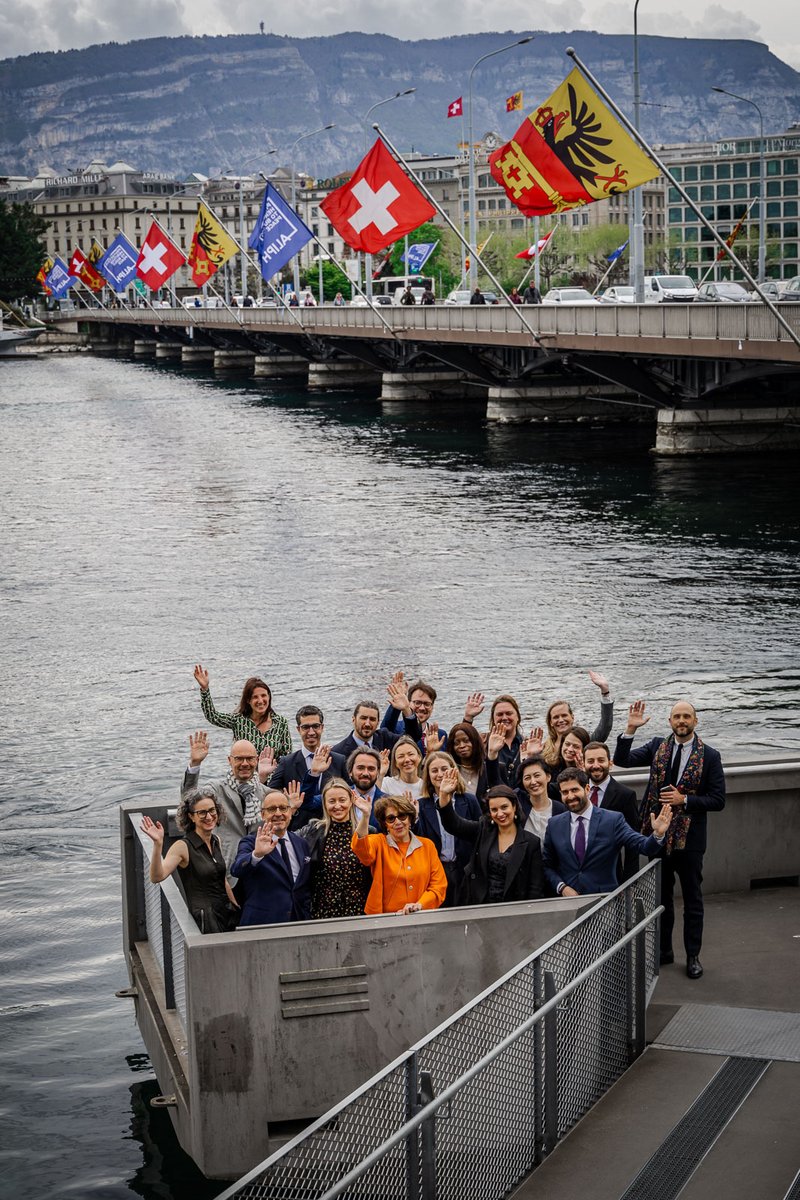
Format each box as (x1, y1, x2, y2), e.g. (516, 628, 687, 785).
(614, 700, 726, 980)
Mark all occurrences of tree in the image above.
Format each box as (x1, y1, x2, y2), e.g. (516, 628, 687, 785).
(303, 259, 352, 301)
(0, 200, 49, 302)
(381, 222, 461, 294)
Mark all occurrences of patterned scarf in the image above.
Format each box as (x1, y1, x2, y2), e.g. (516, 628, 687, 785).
(227, 771, 260, 827)
(640, 734, 704, 854)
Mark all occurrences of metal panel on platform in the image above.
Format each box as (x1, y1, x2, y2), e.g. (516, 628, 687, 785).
(654, 1004, 800, 1062)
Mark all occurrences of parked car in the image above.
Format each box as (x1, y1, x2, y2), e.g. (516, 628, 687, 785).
(643, 275, 699, 303)
(349, 294, 393, 307)
(599, 286, 635, 304)
(444, 290, 472, 305)
(696, 282, 754, 303)
(542, 287, 600, 305)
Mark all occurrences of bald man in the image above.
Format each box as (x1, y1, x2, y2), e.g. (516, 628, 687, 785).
(614, 700, 725, 979)
(181, 730, 268, 876)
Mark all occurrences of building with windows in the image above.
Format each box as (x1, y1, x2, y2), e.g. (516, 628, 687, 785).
(658, 124, 800, 281)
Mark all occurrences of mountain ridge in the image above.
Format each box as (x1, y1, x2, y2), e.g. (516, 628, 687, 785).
(1, 30, 798, 177)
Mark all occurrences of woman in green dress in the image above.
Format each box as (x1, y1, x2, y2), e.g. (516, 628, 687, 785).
(193, 664, 291, 759)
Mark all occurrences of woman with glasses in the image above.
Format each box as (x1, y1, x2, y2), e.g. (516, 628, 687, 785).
(351, 793, 446, 915)
(294, 778, 372, 918)
(140, 788, 239, 934)
(192, 664, 291, 759)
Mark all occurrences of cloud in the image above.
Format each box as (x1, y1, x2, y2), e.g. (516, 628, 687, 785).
(0, 0, 189, 57)
(593, 3, 763, 42)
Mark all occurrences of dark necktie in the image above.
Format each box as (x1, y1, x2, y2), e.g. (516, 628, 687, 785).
(278, 837, 293, 879)
(575, 815, 586, 864)
(590, 786, 600, 806)
(670, 745, 683, 786)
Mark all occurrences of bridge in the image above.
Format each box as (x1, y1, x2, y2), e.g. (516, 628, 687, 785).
(48, 303, 800, 453)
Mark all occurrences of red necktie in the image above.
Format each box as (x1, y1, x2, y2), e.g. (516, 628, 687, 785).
(590, 786, 600, 806)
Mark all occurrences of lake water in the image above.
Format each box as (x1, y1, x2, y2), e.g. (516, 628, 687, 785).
(1, 352, 798, 1199)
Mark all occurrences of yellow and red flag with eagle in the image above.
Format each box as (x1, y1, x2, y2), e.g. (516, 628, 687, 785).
(490, 68, 658, 217)
(37, 256, 54, 294)
(187, 202, 239, 286)
(506, 90, 523, 113)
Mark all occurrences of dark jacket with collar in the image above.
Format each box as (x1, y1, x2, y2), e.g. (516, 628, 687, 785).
(439, 805, 544, 903)
(331, 710, 423, 760)
(595, 775, 642, 882)
(415, 791, 482, 870)
(268, 748, 349, 829)
(231, 831, 312, 925)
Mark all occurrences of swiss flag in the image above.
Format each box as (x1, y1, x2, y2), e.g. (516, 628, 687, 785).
(320, 139, 436, 254)
(135, 221, 186, 289)
(515, 229, 555, 260)
(447, 97, 463, 118)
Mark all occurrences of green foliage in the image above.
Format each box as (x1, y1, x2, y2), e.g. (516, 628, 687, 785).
(382, 222, 461, 294)
(0, 200, 49, 302)
(303, 259, 352, 301)
(474, 222, 636, 293)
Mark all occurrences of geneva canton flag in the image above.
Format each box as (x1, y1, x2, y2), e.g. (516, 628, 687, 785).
(321, 140, 435, 254)
(248, 184, 313, 282)
(96, 233, 139, 292)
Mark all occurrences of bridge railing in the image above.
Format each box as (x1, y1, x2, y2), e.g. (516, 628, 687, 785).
(52, 301, 800, 347)
(215, 861, 662, 1200)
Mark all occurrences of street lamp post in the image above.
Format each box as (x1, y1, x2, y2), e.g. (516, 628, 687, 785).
(361, 89, 416, 298)
(290, 124, 335, 298)
(228, 150, 277, 300)
(467, 35, 534, 290)
(712, 86, 766, 283)
(630, 0, 645, 302)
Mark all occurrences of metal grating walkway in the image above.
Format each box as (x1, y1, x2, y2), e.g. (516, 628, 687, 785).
(785, 1169, 800, 1200)
(617, 1057, 770, 1200)
(654, 1004, 800, 1062)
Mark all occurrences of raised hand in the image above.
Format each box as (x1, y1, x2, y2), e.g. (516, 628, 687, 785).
(588, 669, 610, 696)
(285, 780, 305, 811)
(652, 802, 675, 838)
(400, 789, 419, 817)
(258, 745, 276, 782)
(564, 741, 584, 768)
(254, 821, 278, 856)
(437, 766, 460, 804)
(193, 664, 210, 690)
(625, 700, 651, 734)
(521, 726, 544, 756)
(387, 676, 411, 714)
(140, 815, 165, 848)
(378, 747, 390, 782)
(464, 691, 485, 722)
(310, 744, 333, 776)
(423, 722, 446, 753)
(351, 789, 372, 820)
(487, 723, 505, 759)
(188, 730, 210, 766)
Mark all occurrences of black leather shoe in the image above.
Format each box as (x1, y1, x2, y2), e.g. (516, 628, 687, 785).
(659, 951, 674, 965)
(686, 956, 703, 979)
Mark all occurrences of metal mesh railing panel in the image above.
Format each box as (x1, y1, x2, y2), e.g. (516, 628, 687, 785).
(231, 1062, 410, 1199)
(169, 910, 187, 1027)
(218, 866, 661, 1200)
(143, 873, 164, 970)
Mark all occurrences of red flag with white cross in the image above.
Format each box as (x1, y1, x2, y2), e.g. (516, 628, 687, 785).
(447, 97, 463, 118)
(135, 220, 186, 289)
(320, 139, 435, 254)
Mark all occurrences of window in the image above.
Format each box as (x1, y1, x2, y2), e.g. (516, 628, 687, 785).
(784, 180, 798, 197)
(717, 184, 730, 200)
(785, 243, 798, 258)
(685, 185, 698, 201)
(684, 207, 696, 222)
(767, 159, 781, 176)
(785, 222, 798, 239)
(700, 185, 714, 201)
(750, 161, 760, 177)
(733, 162, 748, 178)
(684, 246, 698, 261)
(716, 163, 731, 179)
(700, 164, 714, 180)
(785, 159, 798, 175)
(733, 183, 748, 199)
(669, 207, 682, 223)
(767, 181, 782, 197)
(668, 187, 681, 204)
(684, 227, 698, 241)
(671, 166, 683, 181)
(767, 223, 781, 238)
(716, 205, 731, 220)
(767, 202, 781, 218)
(785, 201, 798, 217)
(684, 166, 698, 181)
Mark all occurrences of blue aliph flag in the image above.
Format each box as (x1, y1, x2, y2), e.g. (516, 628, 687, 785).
(44, 257, 77, 299)
(96, 233, 139, 292)
(248, 183, 313, 281)
(400, 241, 438, 273)
(607, 240, 629, 263)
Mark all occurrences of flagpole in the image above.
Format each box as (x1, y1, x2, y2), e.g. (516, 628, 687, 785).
(564, 47, 800, 350)
(592, 244, 627, 296)
(696, 197, 757, 288)
(374, 123, 545, 348)
(517, 226, 556, 291)
(141, 214, 205, 325)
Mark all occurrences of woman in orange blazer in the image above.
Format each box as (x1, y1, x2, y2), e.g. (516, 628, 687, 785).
(351, 792, 447, 914)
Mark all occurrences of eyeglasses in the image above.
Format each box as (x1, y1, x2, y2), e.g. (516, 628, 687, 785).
(231, 755, 257, 763)
(263, 804, 290, 815)
(298, 722, 322, 732)
(411, 700, 433, 711)
(385, 814, 410, 824)
(192, 807, 218, 819)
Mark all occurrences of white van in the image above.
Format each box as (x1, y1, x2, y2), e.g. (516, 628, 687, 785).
(644, 275, 699, 303)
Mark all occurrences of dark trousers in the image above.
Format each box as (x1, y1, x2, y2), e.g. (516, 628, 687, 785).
(660, 849, 704, 957)
(441, 860, 462, 908)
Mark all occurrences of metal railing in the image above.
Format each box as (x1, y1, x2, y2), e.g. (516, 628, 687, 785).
(49, 302, 800, 349)
(216, 861, 662, 1200)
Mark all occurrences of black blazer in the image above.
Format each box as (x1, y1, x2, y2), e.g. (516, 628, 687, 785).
(416, 792, 483, 870)
(440, 805, 543, 903)
(598, 776, 642, 882)
(331, 713, 423, 761)
(613, 734, 725, 854)
(268, 748, 349, 830)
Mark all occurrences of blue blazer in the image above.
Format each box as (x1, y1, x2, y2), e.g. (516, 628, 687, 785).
(268, 748, 349, 829)
(542, 806, 662, 896)
(331, 711, 423, 760)
(232, 831, 313, 926)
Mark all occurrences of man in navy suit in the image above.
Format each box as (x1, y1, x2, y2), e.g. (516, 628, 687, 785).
(346, 747, 385, 823)
(584, 741, 642, 883)
(267, 705, 348, 829)
(332, 677, 423, 760)
(232, 790, 312, 926)
(614, 699, 726, 980)
(543, 768, 671, 898)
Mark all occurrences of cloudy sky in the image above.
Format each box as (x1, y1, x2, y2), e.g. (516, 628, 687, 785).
(1, 0, 797, 70)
